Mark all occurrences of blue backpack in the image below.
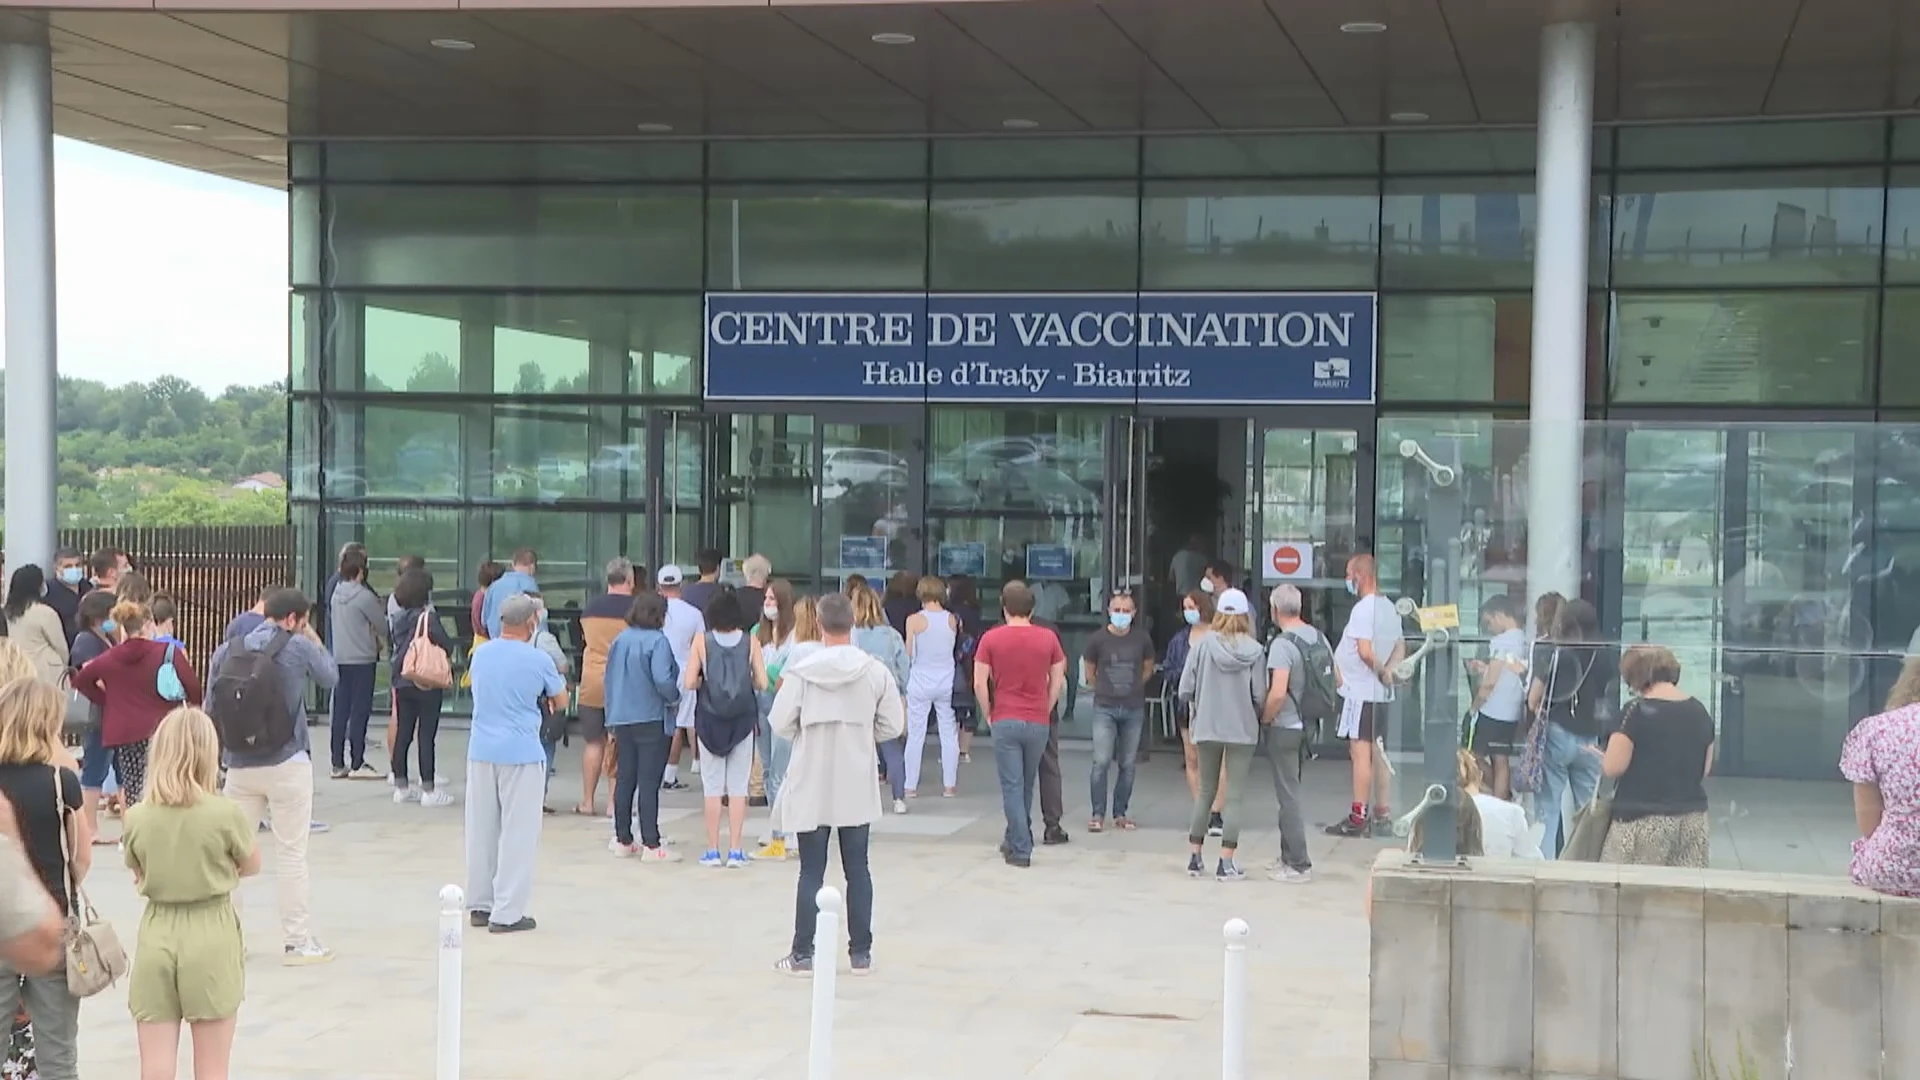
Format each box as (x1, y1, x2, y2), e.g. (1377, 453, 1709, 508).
(156, 643, 187, 703)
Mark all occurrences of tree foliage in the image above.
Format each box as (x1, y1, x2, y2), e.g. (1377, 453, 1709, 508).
(0, 375, 288, 528)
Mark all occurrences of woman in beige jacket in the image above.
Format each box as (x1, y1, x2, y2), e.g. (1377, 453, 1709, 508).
(4, 565, 69, 688)
(766, 593, 904, 977)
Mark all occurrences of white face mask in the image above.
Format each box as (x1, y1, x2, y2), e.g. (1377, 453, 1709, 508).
(1200, 578, 1216, 594)
(763, 605, 779, 622)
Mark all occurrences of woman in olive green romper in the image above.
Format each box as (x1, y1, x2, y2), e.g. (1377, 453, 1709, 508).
(121, 707, 259, 1080)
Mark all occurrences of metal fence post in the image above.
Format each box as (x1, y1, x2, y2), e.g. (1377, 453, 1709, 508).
(809, 886, 843, 1080)
(437, 884, 464, 1080)
(1222, 918, 1250, 1080)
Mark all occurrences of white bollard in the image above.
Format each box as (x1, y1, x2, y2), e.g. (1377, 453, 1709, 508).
(1221, 918, 1250, 1080)
(437, 884, 464, 1080)
(809, 886, 844, 1080)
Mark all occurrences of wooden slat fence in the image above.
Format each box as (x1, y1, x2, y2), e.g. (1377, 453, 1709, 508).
(59, 525, 294, 676)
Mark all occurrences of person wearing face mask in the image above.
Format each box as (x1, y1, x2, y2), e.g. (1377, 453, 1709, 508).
(69, 592, 120, 845)
(1163, 590, 1226, 834)
(1327, 553, 1406, 838)
(71, 602, 205, 807)
(575, 558, 636, 817)
(1200, 560, 1235, 599)
(43, 548, 86, 644)
(4, 566, 69, 689)
(1081, 590, 1155, 833)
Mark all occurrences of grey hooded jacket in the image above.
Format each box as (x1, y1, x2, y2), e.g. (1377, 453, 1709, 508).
(1177, 631, 1269, 746)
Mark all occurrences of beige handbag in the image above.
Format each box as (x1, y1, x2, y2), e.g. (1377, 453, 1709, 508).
(401, 611, 455, 690)
(53, 768, 128, 997)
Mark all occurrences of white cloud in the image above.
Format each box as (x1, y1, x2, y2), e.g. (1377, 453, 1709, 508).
(0, 138, 286, 392)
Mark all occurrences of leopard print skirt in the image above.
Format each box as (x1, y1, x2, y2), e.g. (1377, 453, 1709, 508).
(1600, 810, 1710, 868)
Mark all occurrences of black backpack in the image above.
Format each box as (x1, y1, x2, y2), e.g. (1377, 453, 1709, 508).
(1281, 629, 1339, 727)
(697, 632, 759, 722)
(208, 630, 294, 754)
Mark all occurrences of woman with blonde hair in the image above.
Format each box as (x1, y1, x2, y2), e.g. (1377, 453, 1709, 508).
(1838, 656, 1920, 897)
(71, 601, 203, 806)
(123, 707, 258, 1080)
(1176, 588, 1267, 881)
(114, 570, 155, 607)
(1409, 755, 1489, 859)
(848, 582, 911, 813)
(0, 677, 91, 1078)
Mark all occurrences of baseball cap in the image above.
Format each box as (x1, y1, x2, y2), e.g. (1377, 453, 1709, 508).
(657, 565, 684, 587)
(1216, 588, 1251, 616)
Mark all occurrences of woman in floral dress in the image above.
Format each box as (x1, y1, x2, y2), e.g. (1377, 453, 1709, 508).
(1839, 658, 1920, 898)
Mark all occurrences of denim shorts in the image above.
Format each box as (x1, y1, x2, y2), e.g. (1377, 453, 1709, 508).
(80, 724, 113, 788)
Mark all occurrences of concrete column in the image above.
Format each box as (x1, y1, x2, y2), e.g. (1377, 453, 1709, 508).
(1, 24, 56, 571)
(1525, 20, 1595, 609)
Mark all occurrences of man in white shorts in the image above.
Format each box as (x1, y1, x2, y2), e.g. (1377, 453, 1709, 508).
(658, 566, 705, 789)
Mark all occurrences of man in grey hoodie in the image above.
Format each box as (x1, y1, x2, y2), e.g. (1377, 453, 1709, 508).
(1176, 587, 1268, 882)
(211, 588, 340, 965)
(328, 550, 389, 779)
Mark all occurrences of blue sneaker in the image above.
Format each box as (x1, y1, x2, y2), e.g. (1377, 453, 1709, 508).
(699, 849, 724, 868)
(726, 849, 748, 867)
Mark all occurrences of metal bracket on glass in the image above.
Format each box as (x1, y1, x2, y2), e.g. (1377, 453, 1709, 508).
(1396, 784, 1472, 870)
(1399, 439, 1457, 487)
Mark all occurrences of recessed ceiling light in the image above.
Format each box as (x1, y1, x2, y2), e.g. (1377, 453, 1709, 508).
(1002, 118, 1039, 130)
(429, 38, 475, 51)
(635, 122, 673, 133)
(1340, 21, 1388, 34)
(871, 32, 916, 45)
(1389, 111, 1430, 123)
(170, 123, 205, 132)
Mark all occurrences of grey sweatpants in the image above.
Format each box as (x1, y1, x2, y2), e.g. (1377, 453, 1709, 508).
(465, 761, 545, 925)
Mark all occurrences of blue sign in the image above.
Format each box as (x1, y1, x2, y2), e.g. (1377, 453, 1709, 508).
(1026, 544, 1075, 581)
(704, 292, 1376, 405)
(839, 536, 888, 573)
(937, 542, 987, 578)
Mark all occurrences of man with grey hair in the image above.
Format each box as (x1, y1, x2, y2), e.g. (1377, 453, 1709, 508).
(1258, 584, 1327, 883)
(768, 592, 903, 976)
(576, 557, 638, 815)
(465, 593, 566, 934)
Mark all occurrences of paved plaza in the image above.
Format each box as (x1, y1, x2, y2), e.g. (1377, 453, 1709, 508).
(72, 732, 1381, 1080)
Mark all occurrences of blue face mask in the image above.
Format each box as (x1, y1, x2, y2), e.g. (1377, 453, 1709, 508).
(1182, 609, 1200, 626)
(1345, 579, 1359, 596)
(58, 567, 83, 586)
(1109, 611, 1134, 630)
(101, 619, 117, 635)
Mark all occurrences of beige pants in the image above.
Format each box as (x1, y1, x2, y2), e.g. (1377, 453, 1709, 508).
(224, 756, 316, 948)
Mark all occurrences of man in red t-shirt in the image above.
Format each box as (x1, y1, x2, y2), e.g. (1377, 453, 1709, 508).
(973, 582, 1067, 867)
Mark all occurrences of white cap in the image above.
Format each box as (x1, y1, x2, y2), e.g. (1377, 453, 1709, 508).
(1216, 588, 1251, 616)
(657, 565, 684, 587)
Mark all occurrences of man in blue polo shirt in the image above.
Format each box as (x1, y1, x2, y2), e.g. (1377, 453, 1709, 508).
(465, 595, 565, 935)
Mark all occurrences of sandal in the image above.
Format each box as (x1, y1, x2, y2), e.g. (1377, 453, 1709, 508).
(1088, 819, 1104, 833)
(1116, 818, 1138, 831)
(572, 804, 597, 816)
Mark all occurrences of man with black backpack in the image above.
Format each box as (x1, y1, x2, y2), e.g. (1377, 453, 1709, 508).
(1258, 584, 1333, 883)
(209, 587, 339, 966)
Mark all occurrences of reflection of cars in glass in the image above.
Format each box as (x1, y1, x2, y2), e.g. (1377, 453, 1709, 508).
(537, 454, 588, 488)
(589, 444, 645, 477)
(824, 447, 906, 489)
(981, 466, 1100, 517)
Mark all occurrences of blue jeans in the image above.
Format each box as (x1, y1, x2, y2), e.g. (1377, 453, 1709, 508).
(329, 662, 376, 770)
(1537, 720, 1603, 857)
(79, 723, 114, 790)
(991, 720, 1051, 858)
(755, 706, 792, 836)
(1089, 705, 1144, 819)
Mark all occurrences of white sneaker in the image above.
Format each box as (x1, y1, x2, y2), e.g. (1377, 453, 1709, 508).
(419, 789, 454, 808)
(283, 939, 335, 967)
(638, 845, 681, 864)
(1269, 867, 1313, 885)
(892, 798, 908, 815)
(393, 786, 420, 804)
(608, 838, 638, 858)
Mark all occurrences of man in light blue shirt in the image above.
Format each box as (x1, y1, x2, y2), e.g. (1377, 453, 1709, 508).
(657, 565, 706, 788)
(481, 548, 541, 640)
(465, 594, 564, 935)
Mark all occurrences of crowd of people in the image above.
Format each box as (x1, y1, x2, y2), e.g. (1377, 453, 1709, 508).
(1, 533, 1917, 1074)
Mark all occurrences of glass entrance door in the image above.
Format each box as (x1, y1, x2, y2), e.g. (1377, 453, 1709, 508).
(711, 406, 925, 591)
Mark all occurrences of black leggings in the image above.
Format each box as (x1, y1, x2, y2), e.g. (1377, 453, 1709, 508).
(111, 740, 149, 804)
(613, 725, 673, 848)
(392, 686, 444, 789)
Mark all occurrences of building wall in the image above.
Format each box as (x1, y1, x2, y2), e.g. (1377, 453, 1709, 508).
(292, 121, 1920, 799)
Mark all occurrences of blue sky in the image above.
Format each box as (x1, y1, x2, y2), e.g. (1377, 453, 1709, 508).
(0, 138, 286, 392)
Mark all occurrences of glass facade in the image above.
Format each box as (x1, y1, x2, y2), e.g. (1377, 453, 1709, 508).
(294, 122, 1920, 864)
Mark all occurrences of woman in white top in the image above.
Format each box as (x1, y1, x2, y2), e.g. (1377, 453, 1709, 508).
(903, 576, 960, 799)
(1458, 749, 1541, 859)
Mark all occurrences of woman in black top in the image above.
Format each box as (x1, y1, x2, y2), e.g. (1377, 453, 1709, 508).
(0, 677, 91, 1079)
(1596, 644, 1715, 867)
(945, 575, 986, 762)
(1526, 599, 1618, 857)
(70, 590, 120, 844)
(388, 569, 456, 808)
